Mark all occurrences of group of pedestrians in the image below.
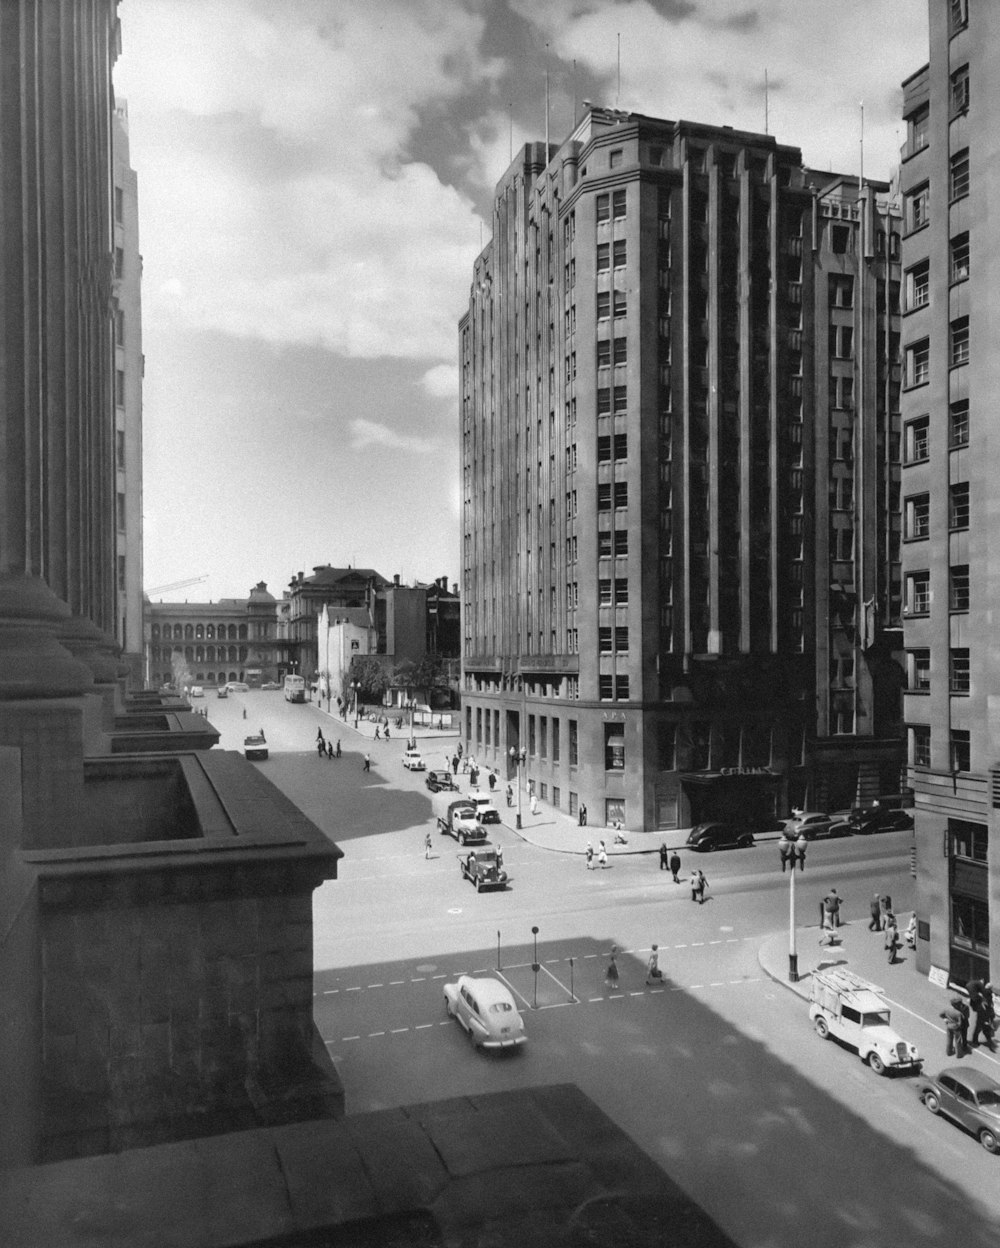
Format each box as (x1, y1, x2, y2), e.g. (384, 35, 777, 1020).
(603, 943, 667, 990)
(941, 979, 997, 1057)
(585, 841, 609, 870)
(315, 728, 341, 760)
(658, 844, 682, 882)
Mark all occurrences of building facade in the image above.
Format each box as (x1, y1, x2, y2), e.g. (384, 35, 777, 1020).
(900, 0, 998, 985)
(460, 109, 904, 831)
(112, 103, 144, 687)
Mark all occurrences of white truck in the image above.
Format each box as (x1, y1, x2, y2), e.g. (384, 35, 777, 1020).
(809, 966, 922, 1075)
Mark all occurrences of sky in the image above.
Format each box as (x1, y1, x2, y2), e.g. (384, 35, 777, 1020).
(115, 0, 929, 604)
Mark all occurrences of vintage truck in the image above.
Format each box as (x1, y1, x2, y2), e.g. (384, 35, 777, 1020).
(809, 966, 922, 1075)
(458, 848, 508, 892)
(243, 731, 268, 761)
(437, 800, 488, 846)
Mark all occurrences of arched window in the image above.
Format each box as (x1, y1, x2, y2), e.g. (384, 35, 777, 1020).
(195, 646, 204, 662)
(238, 624, 247, 640)
(185, 646, 193, 661)
(228, 624, 237, 640)
(195, 624, 204, 640)
(229, 645, 238, 661)
(207, 671, 215, 684)
(206, 624, 214, 640)
(151, 624, 160, 640)
(174, 624, 184, 640)
(206, 645, 215, 662)
(239, 646, 247, 662)
(184, 624, 194, 640)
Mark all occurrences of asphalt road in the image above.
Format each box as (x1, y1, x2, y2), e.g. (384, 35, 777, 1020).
(205, 691, 1000, 1248)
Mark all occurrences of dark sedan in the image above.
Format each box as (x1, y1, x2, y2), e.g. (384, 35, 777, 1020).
(425, 770, 458, 793)
(831, 807, 914, 836)
(917, 1067, 1000, 1153)
(685, 822, 755, 852)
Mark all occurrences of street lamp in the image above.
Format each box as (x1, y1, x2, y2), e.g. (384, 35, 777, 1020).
(531, 925, 540, 1008)
(777, 829, 808, 981)
(508, 745, 526, 830)
(352, 680, 360, 728)
(408, 697, 416, 749)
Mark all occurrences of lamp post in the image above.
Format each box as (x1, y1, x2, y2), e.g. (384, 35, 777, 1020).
(531, 925, 540, 1009)
(777, 829, 808, 981)
(352, 680, 360, 728)
(408, 697, 416, 749)
(509, 745, 526, 830)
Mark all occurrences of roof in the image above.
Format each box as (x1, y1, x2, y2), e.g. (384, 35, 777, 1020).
(940, 1066, 1000, 1092)
(293, 565, 390, 589)
(459, 976, 515, 1005)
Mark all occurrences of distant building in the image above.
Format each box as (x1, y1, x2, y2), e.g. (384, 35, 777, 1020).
(145, 582, 281, 688)
(459, 108, 904, 831)
(112, 102, 144, 687)
(900, 0, 995, 985)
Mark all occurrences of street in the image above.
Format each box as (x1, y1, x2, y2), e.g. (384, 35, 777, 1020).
(207, 691, 1000, 1248)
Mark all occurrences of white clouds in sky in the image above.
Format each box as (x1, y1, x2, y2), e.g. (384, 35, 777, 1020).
(349, 418, 431, 454)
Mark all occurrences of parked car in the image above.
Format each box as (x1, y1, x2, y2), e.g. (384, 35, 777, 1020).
(243, 732, 268, 761)
(402, 748, 426, 771)
(226, 681, 250, 693)
(916, 1067, 1000, 1153)
(685, 822, 755, 852)
(833, 807, 914, 836)
(466, 793, 500, 824)
(425, 770, 458, 793)
(810, 967, 922, 1076)
(459, 849, 508, 892)
(189, 685, 204, 698)
(785, 811, 852, 840)
(216, 687, 228, 699)
(443, 975, 526, 1049)
(260, 680, 280, 691)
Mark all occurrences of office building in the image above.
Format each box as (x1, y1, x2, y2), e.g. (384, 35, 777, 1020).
(900, 0, 998, 984)
(460, 108, 904, 831)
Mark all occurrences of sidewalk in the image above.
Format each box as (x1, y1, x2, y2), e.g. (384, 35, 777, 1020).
(758, 917, 1000, 1078)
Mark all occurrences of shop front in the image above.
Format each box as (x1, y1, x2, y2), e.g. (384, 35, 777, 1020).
(680, 766, 786, 830)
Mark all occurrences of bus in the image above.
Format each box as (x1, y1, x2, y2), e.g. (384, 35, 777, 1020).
(283, 674, 306, 703)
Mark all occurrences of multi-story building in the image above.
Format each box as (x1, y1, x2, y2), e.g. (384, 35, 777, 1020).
(460, 108, 904, 831)
(900, 0, 996, 985)
(112, 103, 144, 687)
(145, 582, 282, 689)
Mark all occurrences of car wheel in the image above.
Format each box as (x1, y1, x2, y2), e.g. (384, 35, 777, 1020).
(979, 1128, 1000, 1154)
(476, 879, 482, 893)
(922, 1091, 940, 1114)
(866, 1052, 886, 1076)
(814, 1017, 830, 1040)
(737, 835, 754, 849)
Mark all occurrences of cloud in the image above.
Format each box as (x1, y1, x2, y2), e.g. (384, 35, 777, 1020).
(421, 364, 459, 401)
(116, 0, 498, 363)
(348, 418, 432, 453)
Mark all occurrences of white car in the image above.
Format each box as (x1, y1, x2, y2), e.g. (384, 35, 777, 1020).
(810, 967, 921, 1075)
(226, 681, 250, 693)
(189, 685, 204, 698)
(402, 748, 425, 771)
(443, 976, 526, 1050)
(466, 792, 500, 824)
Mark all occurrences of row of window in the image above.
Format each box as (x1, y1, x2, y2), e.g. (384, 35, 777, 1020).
(904, 234, 969, 310)
(910, 725, 969, 773)
(904, 401, 969, 461)
(151, 623, 248, 640)
(149, 646, 248, 663)
(906, 317, 969, 386)
(905, 565, 969, 614)
(904, 483, 969, 539)
(907, 647, 970, 693)
(905, 151, 968, 233)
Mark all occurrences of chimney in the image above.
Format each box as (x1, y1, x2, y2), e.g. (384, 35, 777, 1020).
(394, 574, 401, 586)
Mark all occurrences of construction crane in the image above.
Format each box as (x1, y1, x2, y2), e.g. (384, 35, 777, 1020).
(146, 575, 209, 597)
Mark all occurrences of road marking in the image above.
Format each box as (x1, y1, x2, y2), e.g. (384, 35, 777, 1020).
(342, 1036, 360, 1042)
(691, 942, 705, 947)
(588, 996, 604, 1002)
(391, 1028, 408, 1034)
(607, 993, 625, 1000)
(368, 983, 383, 989)
(369, 1031, 385, 1037)
(411, 977, 425, 982)
(346, 986, 361, 992)
(415, 1024, 433, 1030)
(545, 958, 561, 964)
(322, 989, 339, 995)
(629, 992, 644, 997)
(389, 980, 405, 985)
(674, 944, 687, 949)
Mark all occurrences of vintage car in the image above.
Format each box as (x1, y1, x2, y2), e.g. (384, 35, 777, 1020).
(916, 1066, 1000, 1153)
(189, 685, 204, 698)
(402, 748, 426, 771)
(830, 806, 915, 836)
(226, 681, 250, 693)
(459, 849, 508, 892)
(685, 821, 755, 852)
(216, 687, 228, 699)
(437, 801, 488, 846)
(810, 967, 922, 1075)
(785, 811, 852, 840)
(443, 975, 526, 1050)
(465, 792, 501, 824)
(425, 769, 458, 793)
(243, 732, 268, 761)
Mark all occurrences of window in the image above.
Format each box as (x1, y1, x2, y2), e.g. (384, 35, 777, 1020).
(114, 185, 124, 222)
(950, 316, 970, 366)
(597, 387, 611, 415)
(596, 193, 610, 223)
(613, 239, 627, 268)
(614, 577, 629, 605)
(614, 433, 627, 460)
(906, 571, 930, 614)
(907, 339, 930, 386)
(115, 369, 125, 407)
(598, 530, 612, 556)
(116, 491, 126, 532)
(911, 724, 931, 768)
(599, 579, 612, 606)
(615, 674, 630, 700)
(613, 385, 627, 415)
(605, 723, 625, 768)
(614, 530, 628, 556)
(950, 398, 969, 446)
(116, 308, 125, 345)
(906, 104, 929, 155)
(597, 435, 611, 462)
(597, 290, 610, 320)
(950, 649, 970, 695)
(615, 626, 629, 652)
(949, 482, 970, 530)
(613, 288, 627, 318)
(906, 260, 929, 310)
(950, 565, 970, 612)
(951, 232, 970, 283)
(828, 275, 854, 308)
(116, 429, 126, 468)
(951, 65, 970, 115)
(905, 416, 929, 463)
(831, 224, 850, 255)
(610, 148, 623, 169)
(599, 674, 614, 700)
(905, 493, 930, 539)
(614, 482, 628, 509)
(910, 649, 931, 692)
(599, 626, 613, 653)
(552, 720, 560, 762)
(598, 484, 612, 512)
(951, 729, 971, 773)
(612, 189, 626, 218)
(597, 340, 611, 368)
(597, 242, 610, 271)
(906, 184, 929, 232)
(950, 0, 968, 33)
(115, 247, 124, 277)
(569, 719, 578, 765)
(613, 336, 627, 365)
(950, 150, 970, 201)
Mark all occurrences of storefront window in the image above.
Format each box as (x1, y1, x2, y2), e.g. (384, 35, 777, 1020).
(604, 723, 625, 770)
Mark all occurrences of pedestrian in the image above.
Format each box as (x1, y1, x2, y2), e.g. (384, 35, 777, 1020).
(904, 914, 917, 949)
(690, 868, 708, 904)
(424, 831, 432, 859)
(243, 707, 247, 720)
(335, 739, 341, 758)
(821, 890, 841, 930)
(941, 1000, 966, 1058)
(506, 783, 513, 808)
(384, 725, 390, 740)
(457, 743, 463, 760)
(374, 725, 380, 741)
(880, 894, 893, 926)
(598, 840, 608, 869)
(669, 852, 681, 883)
(495, 846, 503, 870)
(363, 753, 371, 772)
(868, 892, 883, 932)
(488, 771, 497, 792)
(326, 739, 333, 759)
(605, 946, 620, 989)
(956, 995, 971, 1054)
(452, 755, 459, 775)
(645, 945, 664, 985)
(580, 803, 588, 827)
(470, 766, 479, 788)
(658, 843, 669, 871)
(585, 843, 594, 870)
(884, 916, 900, 964)
(317, 738, 326, 758)
(530, 793, 539, 817)
(977, 984, 997, 1051)
(316, 728, 324, 744)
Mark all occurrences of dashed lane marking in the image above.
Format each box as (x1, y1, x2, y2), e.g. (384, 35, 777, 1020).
(322, 989, 338, 995)
(390, 1028, 408, 1034)
(389, 980, 405, 986)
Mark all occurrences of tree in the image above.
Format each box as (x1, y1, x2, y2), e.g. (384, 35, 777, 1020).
(344, 656, 387, 706)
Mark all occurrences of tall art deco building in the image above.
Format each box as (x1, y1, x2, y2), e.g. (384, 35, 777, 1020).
(460, 108, 904, 832)
(900, 0, 1000, 986)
